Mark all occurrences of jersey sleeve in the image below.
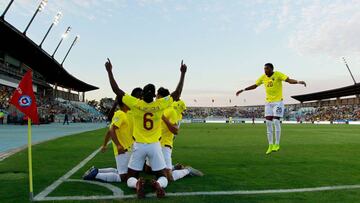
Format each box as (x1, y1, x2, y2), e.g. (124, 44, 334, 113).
(169, 110, 179, 124)
(159, 96, 174, 110)
(111, 112, 124, 128)
(255, 75, 264, 86)
(122, 94, 138, 109)
(164, 109, 178, 124)
(278, 72, 288, 81)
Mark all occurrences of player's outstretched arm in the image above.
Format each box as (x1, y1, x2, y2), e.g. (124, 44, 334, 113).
(236, 84, 258, 96)
(285, 78, 306, 87)
(107, 96, 118, 122)
(171, 60, 187, 101)
(101, 130, 111, 153)
(162, 115, 179, 134)
(105, 58, 126, 99)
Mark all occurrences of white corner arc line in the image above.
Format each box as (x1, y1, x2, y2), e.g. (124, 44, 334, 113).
(33, 147, 121, 201)
(66, 179, 124, 196)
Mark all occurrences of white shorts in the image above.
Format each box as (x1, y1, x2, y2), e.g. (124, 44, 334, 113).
(265, 101, 284, 118)
(128, 142, 166, 171)
(115, 151, 131, 175)
(145, 146, 172, 170)
(162, 146, 173, 170)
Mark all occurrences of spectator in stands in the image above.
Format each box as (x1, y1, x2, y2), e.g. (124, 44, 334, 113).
(63, 112, 69, 125)
(0, 110, 4, 124)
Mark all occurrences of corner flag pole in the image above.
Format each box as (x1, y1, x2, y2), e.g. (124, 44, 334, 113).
(8, 70, 38, 201)
(28, 118, 34, 201)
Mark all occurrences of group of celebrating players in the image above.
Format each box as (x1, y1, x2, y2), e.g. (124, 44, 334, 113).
(83, 59, 307, 198)
(82, 59, 203, 198)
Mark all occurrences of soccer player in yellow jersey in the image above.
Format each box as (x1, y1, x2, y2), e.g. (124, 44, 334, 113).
(107, 88, 143, 123)
(83, 88, 142, 182)
(105, 58, 187, 198)
(157, 88, 203, 181)
(236, 63, 306, 155)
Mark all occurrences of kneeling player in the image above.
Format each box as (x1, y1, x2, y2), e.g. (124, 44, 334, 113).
(146, 88, 203, 181)
(83, 88, 142, 182)
(83, 98, 133, 182)
(105, 58, 187, 198)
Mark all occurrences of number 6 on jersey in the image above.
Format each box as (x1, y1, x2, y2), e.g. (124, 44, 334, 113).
(143, 113, 154, 130)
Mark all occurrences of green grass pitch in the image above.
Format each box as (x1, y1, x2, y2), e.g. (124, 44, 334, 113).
(1, 123, 360, 202)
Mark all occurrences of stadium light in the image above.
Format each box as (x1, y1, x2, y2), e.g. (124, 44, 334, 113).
(342, 57, 357, 85)
(52, 26, 71, 57)
(61, 35, 80, 66)
(1, 0, 15, 19)
(23, 0, 48, 35)
(39, 12, 63, 47)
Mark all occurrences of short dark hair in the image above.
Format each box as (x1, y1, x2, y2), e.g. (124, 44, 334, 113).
(143, 84, 156, 103)
(264, 63, 274, 70)
(157, 87, 170, 98)
(131, 87, 143, 99)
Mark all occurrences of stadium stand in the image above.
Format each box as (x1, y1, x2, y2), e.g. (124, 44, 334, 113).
(183, 84, 360, 123)
(0, 18, 102, 124)
(183, 101, 360, 122)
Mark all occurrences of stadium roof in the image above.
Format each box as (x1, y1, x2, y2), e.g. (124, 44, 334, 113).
(291, 83, 360, 102)
(0, 18, 98, 92)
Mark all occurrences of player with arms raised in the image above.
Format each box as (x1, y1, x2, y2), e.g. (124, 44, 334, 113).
(236, 63, 306, 155)
(105, 58, 187, 198)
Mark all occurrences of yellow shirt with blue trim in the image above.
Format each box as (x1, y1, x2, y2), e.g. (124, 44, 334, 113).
(122, 94, 173, 143)
(111, 110, 133, 156)
(255, 71, 288, 103)
(160, 107, 179, 148)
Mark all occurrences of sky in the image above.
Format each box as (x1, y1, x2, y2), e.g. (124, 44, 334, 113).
(1, 0, 360, 107)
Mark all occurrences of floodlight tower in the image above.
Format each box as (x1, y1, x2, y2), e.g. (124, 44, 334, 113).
(24, 0, 48, 35)
(1, 0, 15, 19)
(40, 12, 62, 47)
(52, 26, 71, 57)
(61, 35, 80, 66)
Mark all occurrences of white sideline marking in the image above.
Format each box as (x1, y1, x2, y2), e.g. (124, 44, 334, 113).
(34, 147, 123, 201)
(165, 184, 360, 196)
(34, 184, 360, 201)
(36, 195, 129, 201)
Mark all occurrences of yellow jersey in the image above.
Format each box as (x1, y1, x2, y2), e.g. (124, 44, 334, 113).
(127, 110, 135, 138)
(172, 100, 186, 121)
(110, 110, 133, 156)
(255, 71, 288, 103)
(160, 107, 179, 148)
(122, 94, 173, 143)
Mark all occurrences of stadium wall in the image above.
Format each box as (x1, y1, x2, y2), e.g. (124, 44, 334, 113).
(183, 119, 360, 125)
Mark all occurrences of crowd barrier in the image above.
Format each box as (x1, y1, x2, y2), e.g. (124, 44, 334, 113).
(182, 119, 360, 125)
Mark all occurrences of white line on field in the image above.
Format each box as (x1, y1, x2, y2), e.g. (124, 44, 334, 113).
(31, 142, 360, 201)
(34, 147, 122, 201)
(34, 184, 360, 201)
(35, 195, 127, 201)
(66, 179, 124, 196)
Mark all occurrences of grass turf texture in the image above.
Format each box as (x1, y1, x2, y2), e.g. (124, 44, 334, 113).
(0, 124, 360, 202)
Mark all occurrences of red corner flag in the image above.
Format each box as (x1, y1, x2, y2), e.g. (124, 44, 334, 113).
(9, 70, 39, 124)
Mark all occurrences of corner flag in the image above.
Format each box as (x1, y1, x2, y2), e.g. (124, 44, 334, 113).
(9, 69, 39, 123)
(9, 69, 38, 200)
(10, 70, 39, 123)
